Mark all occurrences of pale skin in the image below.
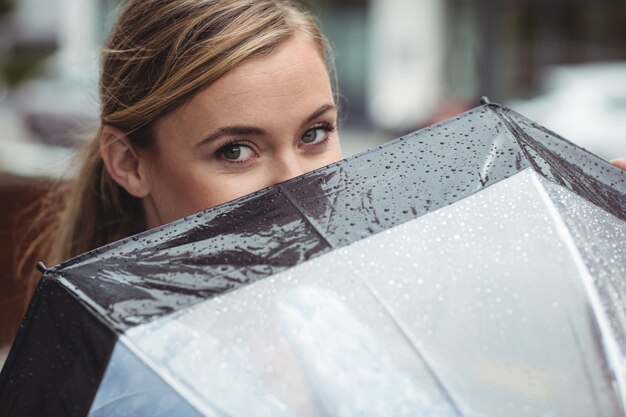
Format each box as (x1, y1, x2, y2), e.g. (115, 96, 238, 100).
(101, 35, 626, 230)
(101, 35, 342, 228)
(612, 158, 626, 171)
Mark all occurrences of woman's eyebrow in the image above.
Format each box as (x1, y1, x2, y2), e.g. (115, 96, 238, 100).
(301, 103, 336, 128)
(197, 126, 265, 146)
(197, 103, 337, 146)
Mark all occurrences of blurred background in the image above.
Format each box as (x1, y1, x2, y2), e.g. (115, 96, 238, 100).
(0, 0, 625, 355)
(0, 0, 625, 173)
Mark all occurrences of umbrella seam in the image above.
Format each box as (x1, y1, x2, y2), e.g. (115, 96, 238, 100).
(487, 105, 545, 178)
(529, 172, 626, 412)
(338, 253, 469, 417)
(278, 184, 335, 249)
(54, 274, 132, 335)
(490, 105, 626, 219)
(115, 334, 227, 417)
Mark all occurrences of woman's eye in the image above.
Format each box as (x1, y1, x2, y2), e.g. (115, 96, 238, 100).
(219, 143, 254, 162)
(301, 126, 329, 144)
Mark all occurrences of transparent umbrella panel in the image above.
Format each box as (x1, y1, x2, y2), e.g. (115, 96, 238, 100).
(90, 168, 625, 417)
(1, 104, 626, 417)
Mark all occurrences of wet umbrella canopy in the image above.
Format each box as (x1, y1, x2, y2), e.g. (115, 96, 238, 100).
(1, 103, 626, 416)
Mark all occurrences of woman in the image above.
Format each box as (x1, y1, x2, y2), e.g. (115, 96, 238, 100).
(7, 0, 343, 342)
(22, 0, 340, 278)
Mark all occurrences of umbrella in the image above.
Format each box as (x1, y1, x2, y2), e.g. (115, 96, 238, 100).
(1, 103, 625, 417)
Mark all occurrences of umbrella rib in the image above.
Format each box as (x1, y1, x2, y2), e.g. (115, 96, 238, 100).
(278, 184, 334, 248)
(353, 273, 468, 416)
(492, 105, 626, 223)
(528, 171, 626, 410)
(487, 105, 544, 177)
(566, 308, 611, 415)
(117, 335, 236, 417)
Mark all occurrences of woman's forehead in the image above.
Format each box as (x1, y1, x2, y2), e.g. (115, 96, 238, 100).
(210, 35, 331, 102)
(159, 35, 334, 135)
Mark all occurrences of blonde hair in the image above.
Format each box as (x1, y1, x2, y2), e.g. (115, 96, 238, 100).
(20, 0, 332, 289)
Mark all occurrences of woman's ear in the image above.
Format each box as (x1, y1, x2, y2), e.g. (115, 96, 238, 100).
(100, 125, 150, 198)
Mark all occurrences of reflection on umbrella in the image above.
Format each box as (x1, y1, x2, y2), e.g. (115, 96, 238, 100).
(1, 103, 625, 416)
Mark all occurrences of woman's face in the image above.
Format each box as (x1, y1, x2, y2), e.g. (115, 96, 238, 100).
(141, 35, 341, 228)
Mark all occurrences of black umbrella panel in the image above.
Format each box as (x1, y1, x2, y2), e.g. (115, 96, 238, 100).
(1, 103, 626, 417)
